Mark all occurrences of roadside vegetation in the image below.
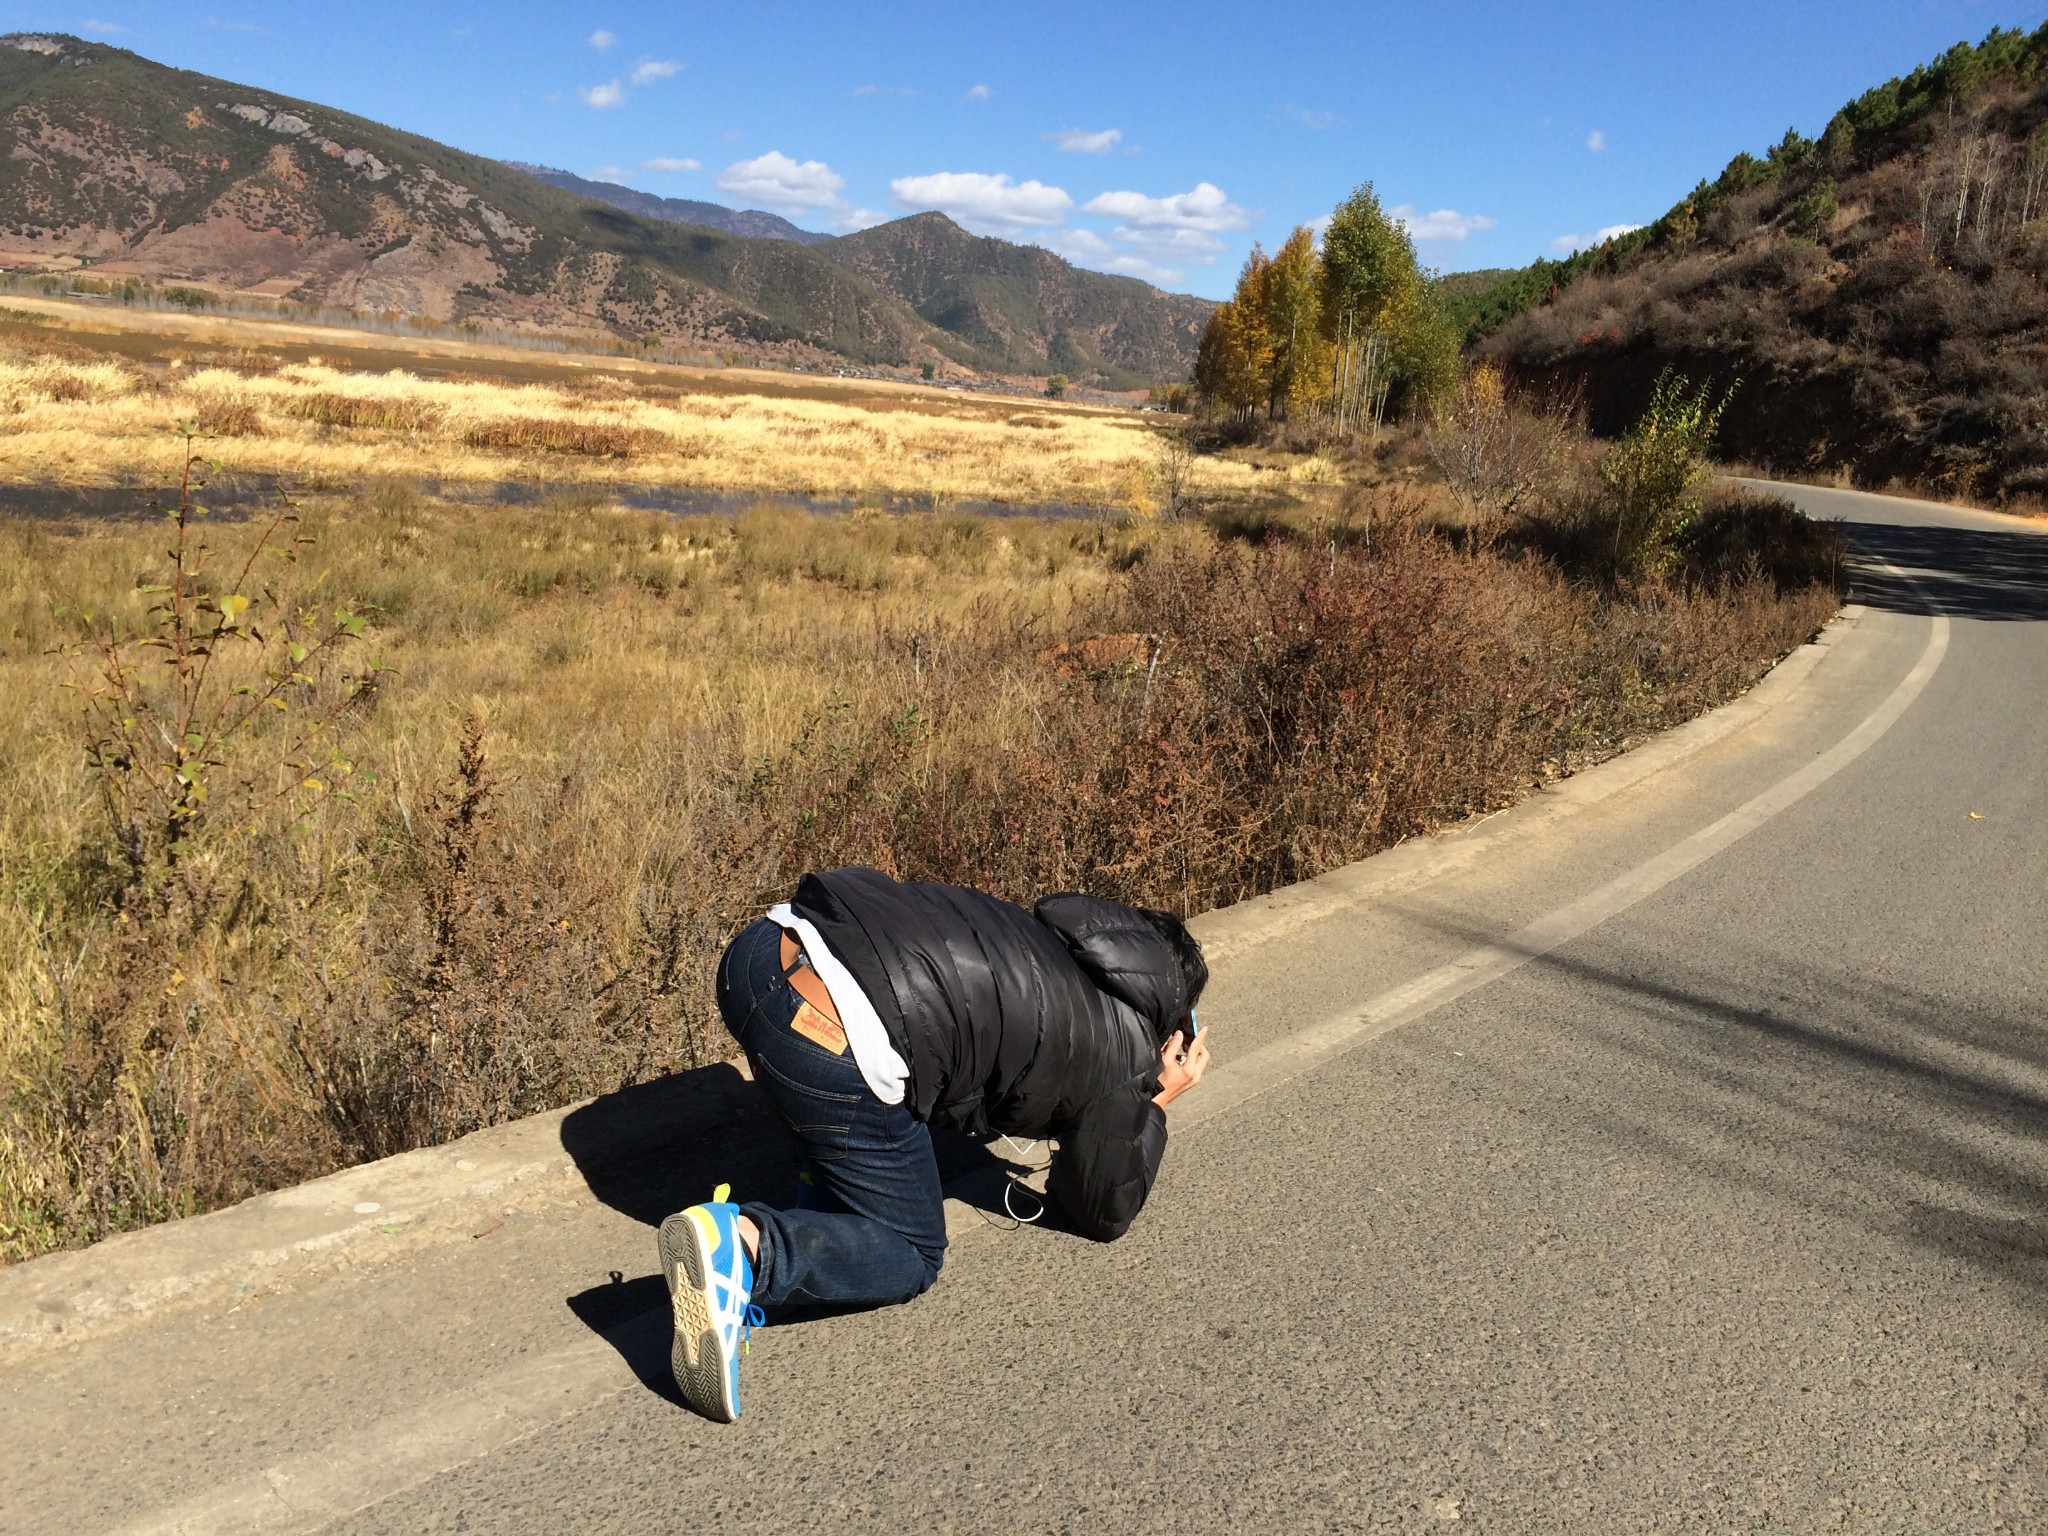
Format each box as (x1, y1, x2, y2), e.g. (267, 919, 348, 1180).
(0, 351, 1843, 1258)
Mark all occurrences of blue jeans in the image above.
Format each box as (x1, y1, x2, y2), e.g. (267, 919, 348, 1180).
(715, 919, 947, 1309)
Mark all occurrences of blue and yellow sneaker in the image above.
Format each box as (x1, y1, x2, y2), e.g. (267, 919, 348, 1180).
(657, 1183, 762, 1422)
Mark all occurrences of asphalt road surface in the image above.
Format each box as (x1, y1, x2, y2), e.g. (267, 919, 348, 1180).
(5, 483, 2044, 1533)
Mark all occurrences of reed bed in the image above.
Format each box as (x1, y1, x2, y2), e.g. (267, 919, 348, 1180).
(0, 350, 1270, 509)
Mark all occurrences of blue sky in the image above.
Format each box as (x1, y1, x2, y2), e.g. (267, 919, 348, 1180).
(12, 0, 2048, 297)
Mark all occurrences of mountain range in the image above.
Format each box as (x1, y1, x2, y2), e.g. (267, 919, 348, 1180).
(0, 33, 1207, 387)
(504, 164, 833, 246)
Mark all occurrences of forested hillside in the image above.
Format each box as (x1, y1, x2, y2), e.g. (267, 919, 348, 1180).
(1478, 24, 2048, 502)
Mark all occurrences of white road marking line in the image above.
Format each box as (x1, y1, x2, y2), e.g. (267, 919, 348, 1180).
(114, 599, 1950, 1536)
(114, 1329, 645, 1535)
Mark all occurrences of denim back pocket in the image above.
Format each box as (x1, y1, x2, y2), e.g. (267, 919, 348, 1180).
(752, 1047, 862, 1162)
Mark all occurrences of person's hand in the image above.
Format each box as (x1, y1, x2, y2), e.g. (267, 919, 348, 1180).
(1153, 1028, 1211, 1109)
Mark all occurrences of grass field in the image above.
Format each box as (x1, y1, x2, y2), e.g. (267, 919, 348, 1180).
(0, 299, 1276, 512)
(0, 312, 1845, 1262)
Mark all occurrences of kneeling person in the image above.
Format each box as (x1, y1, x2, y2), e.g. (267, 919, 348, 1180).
(661, 865, 1212, 1422)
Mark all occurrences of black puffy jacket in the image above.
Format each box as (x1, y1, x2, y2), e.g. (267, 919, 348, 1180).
(788, 867, 1194, 1240)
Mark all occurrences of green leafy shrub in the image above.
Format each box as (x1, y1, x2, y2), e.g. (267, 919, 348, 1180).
(1599, 369, 1735, 571)
(1791, 178, 1839, 236)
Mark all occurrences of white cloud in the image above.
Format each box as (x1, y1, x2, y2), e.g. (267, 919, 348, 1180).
(590, 166, 628, 183)
(718, 150, 846, 212)
(831, 206, 891, 233)
(632, 58, 682, 85)
(1390, 205, 1497, 243)
(1587, 129, 1606, 153)
(81, 18, 127, 34)
(1053, 182, 1251, 272)
(580, 80, 625, 109)
(643, 156, 700, 173)
(1108, 225, 1228, 263)
(1549, 222, 1644, 254)
(1037, 227, 1112, 258)
(1051, 127, 1122, 154)
(1016, 226, 1182, 282)
(890, 171, 1073, 231)
(588, 29, 615, 50)
(1082, 182, 1249, 233)
(1100, 253, 1185, 285)
(1281, 105, 1335, 131)
(965, 83, 991, 101)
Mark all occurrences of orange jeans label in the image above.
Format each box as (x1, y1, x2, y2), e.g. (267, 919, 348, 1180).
(790, 1000, 848, 1055)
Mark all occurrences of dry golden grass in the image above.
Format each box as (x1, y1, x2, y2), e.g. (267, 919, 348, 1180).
(0, 469, 1844, 1262)
(0, 318, 1850, 1262)
(0, 347, 1274, 510)
(0, 488, 1142, 1255)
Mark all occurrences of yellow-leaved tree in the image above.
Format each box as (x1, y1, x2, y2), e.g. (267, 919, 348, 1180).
(1194, 182, 1459, 435)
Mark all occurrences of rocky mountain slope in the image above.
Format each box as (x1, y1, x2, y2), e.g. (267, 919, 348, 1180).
(0, 33, 1205, 385)
(1477, 24, 2048, 502)
(505, 164, 832, 246)
(824, 212, 1212, 387)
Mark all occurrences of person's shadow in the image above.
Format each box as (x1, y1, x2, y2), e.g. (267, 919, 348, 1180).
(557, 1062, 1044, 1404)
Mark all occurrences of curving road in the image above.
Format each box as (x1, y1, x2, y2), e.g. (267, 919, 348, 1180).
(4, 482, 2045, 1533)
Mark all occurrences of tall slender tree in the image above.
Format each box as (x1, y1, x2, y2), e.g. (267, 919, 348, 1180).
(1264, 226, 1325, 420)
(1194, 184, 1458, 429)
(1194, 246, 1275, 420)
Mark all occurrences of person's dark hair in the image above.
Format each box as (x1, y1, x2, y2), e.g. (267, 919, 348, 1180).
(1138, 907, 1209, 1042)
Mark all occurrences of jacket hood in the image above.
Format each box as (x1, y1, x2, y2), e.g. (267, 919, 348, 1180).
(1033, 893, 1191, 1042)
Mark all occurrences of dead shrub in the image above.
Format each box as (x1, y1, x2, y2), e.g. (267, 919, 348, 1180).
(281, 392, 447, 432)
(463, 416, 668, 457)
(2, 493, 1841, 1261)
(744, 512, 1841, 916)
(290, 717, 687, 1162)
(1426, 363, 1576, 544)
(192, 393, 263, 437)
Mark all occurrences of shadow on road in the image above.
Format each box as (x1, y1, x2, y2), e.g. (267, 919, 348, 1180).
(1845, 519, 2048, 621)
(556, 1059, 1046, 1403)
(1558, 949, 2048, 1306)
(559, 1062, 790, 1229)
(1391, 903, 2048, 1309)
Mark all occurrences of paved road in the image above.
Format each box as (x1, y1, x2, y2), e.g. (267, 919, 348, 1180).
(5, 484, 2045, 1533)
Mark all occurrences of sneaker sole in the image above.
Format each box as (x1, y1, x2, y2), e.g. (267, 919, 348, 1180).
(657, 1213, 740, 1423)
